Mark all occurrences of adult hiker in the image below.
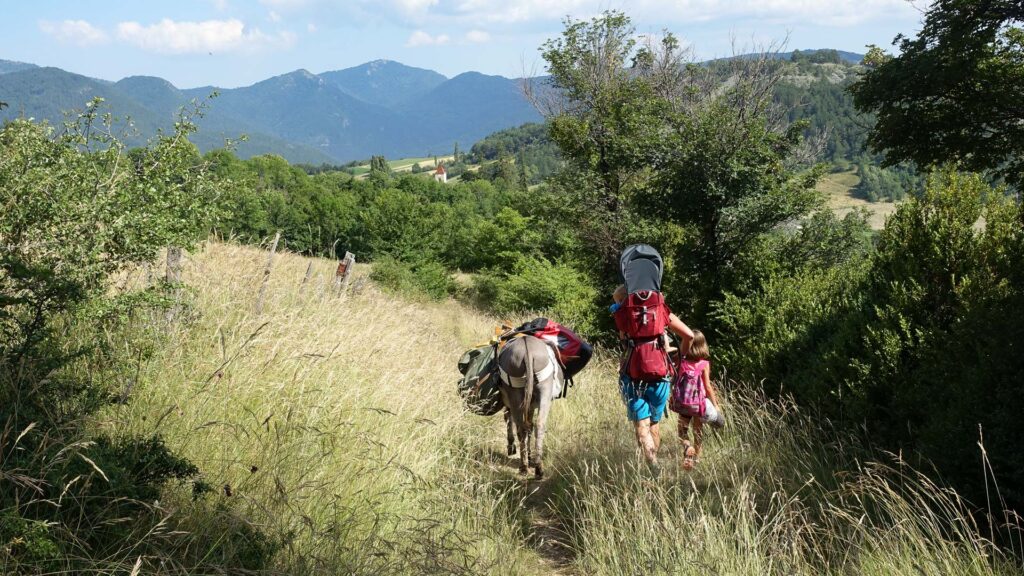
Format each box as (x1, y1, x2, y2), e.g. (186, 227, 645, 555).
(613, 244, 694, 476)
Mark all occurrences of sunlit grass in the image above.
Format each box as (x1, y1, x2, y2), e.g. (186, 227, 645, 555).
(105, 242, 1020, 575)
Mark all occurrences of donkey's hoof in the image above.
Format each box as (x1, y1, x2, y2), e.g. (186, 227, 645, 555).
(507, 444, 517, 457)
(518, 464, 529, 475)
(534, 467, 544, 480)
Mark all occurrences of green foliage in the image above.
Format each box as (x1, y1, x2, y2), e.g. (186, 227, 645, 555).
(0, 514, 61, 573)
(370, 257, 454, 301)
(790, 49, 843, 64)
(539, 11, 841, 326)
(469, 123, 563, 185)
(474, 255, 599, 335)
(717, 170, 1024, 509)
(851, 0, 1024, 187)
(0, 103, 270, 573)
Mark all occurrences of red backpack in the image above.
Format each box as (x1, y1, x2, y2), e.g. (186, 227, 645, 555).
(511, 318, 593, 381)
(614, 290, 672, 382)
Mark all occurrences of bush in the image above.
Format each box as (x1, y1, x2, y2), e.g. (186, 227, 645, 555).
(0, 103, 272, 573)
(716, 169, 1024, 510)
(370, 258, 454, 301)
(473, 255, 599, 336)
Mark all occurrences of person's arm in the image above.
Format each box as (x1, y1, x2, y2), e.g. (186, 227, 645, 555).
(667, 313, 694, 352)
(702, 363, 721, 408)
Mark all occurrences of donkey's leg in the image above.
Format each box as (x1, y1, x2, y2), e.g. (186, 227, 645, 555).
(504, 408, 517, 456)
(505, 388, 530, 474)
(531, 386, 553, 479)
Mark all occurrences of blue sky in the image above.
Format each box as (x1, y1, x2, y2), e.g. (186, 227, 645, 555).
(1, 0, 928, 88)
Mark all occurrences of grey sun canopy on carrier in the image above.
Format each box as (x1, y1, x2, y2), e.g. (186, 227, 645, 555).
(619, 244, 664, 293)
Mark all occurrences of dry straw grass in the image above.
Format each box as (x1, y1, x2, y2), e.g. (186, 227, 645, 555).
(105, 242, 1020, 575)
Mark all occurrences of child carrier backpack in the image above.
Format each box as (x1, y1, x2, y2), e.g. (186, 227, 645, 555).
(670, 360, 707, 417)
(614, 244, 673, 382)
(456, 344, 503, 416)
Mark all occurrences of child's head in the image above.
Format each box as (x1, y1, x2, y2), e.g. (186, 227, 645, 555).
(686, 330, 709, 361)
(612, 284, 627, 305)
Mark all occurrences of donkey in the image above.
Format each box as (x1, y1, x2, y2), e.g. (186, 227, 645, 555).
(497, 335, 560, 479)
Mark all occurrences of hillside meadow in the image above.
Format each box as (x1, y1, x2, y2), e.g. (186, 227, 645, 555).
(97, 241, 1020, 575)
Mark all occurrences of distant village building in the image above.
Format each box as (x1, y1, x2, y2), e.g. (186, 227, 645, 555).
(434, 164, 447, 183)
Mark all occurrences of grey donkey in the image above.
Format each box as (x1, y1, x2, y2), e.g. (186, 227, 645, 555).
(497, 335, 558, 479)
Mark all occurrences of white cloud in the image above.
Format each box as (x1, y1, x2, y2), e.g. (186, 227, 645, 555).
(370, 0, 921, 27)
(465, 29, 490, 43)
(259, 0, 311, 8)
(405, 30, 450, 46)
(628, 0, 921, 27)
(394, 0, 440, 14)
(269, 11, 282, 22)
(210, 0, 230, 10)
(116, 19, 295, 54)
(307, 22, 318, 32)
(39, 19, 109, 46)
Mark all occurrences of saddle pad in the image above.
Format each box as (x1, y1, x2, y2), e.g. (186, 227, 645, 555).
(500, 345, 562, 397)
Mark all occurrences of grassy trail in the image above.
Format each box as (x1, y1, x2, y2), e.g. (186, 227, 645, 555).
(116, 242, 1019, 575)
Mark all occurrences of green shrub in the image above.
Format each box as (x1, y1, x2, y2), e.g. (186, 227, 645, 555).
(370, 258, 454, 301)
(473, 255, 599, 336)
(0, 102, 273, 573)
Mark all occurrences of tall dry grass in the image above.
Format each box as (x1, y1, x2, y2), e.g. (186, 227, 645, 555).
(106, 242, 1021, 575)
(106, 242, 543, 574)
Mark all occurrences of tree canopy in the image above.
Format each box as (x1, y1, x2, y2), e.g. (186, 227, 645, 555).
(851, 0, 1024, 186)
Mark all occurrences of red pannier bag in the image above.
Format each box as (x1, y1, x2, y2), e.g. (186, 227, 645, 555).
(512, 318, 593, 380)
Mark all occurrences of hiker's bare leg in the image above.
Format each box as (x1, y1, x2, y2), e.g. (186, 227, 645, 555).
(633, 418, 658, 465)
(677, 415, 691, 442)
(693, 418, 705, 459)
(678, 415, 696, 469)
(651, 421, 662, 453)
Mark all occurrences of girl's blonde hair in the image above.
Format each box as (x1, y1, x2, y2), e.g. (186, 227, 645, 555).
(686, 330, 710, 361)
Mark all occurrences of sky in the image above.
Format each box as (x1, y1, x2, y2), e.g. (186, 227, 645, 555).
(1, 0, 929, 89)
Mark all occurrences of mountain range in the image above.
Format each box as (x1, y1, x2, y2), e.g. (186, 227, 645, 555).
(0, 50, 863, 164)
(0, 58, 542, 164)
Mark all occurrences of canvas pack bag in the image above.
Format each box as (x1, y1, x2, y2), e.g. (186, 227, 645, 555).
(456, 344, 503, 416)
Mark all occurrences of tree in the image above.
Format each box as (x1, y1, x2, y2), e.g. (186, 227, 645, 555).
(851, 1, 1024, 186)
(368, 154, 391, 187)
(539, 11, 825, 322)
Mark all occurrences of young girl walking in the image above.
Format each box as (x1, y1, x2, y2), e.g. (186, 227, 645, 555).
(670, 330, 725, 470)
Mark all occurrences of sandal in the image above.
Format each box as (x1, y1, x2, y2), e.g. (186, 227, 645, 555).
(681, 441, 696, 471)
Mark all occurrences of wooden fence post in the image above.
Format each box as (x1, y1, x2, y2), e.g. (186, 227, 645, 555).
(333, 251, 355, 296)
(300, 261, 314, 290)
(255, 232, 281, 314)
(165, 246, 183, 324)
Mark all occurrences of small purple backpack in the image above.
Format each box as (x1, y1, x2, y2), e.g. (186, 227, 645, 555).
(670, 359, 707, 417)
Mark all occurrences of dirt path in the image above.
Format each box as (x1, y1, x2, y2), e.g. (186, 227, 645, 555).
(523, 484, 577, 575)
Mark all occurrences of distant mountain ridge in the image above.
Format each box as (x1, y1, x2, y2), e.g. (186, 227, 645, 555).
(0, 51, 863, 163)
(708, 49, 865, 64)
(0, 58, 542, 163)
(320, 60, 447, 108)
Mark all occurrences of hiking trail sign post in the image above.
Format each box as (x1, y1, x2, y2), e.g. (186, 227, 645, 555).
(334, 251, 355, 296)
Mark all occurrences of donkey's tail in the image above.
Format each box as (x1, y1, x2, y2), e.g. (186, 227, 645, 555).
(522, 340, 535, 428)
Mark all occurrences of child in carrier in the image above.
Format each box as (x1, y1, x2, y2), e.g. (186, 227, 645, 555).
(669, 330, 724, 470)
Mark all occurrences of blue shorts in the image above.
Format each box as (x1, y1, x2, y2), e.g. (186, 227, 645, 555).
(619, 375, 670, 423)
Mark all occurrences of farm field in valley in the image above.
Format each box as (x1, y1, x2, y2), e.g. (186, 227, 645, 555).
(818, 168, 899, 230)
